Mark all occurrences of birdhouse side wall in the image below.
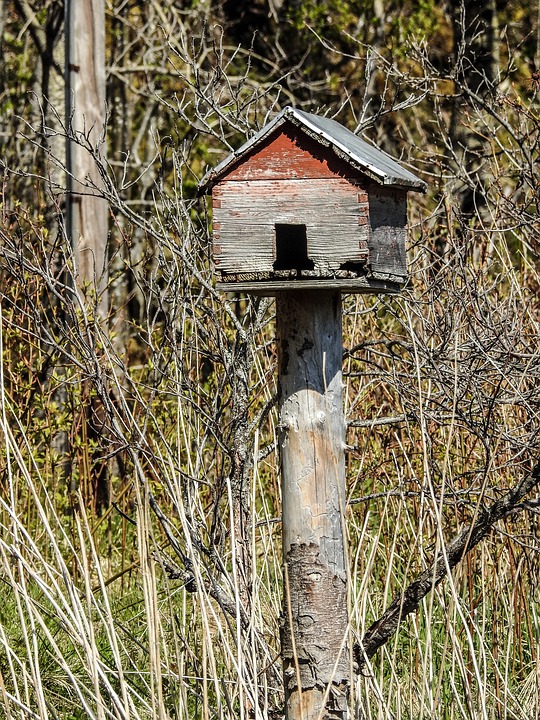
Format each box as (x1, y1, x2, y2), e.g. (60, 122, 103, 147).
(212, 178, 370, 278)
(367, 186, 408, 281)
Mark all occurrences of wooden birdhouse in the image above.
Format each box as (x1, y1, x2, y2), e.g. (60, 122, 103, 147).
(198, 106, 426, 294)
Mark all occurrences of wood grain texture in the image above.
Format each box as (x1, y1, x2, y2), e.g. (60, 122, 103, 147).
(367, 185, 407, 278)
(213, 178, 370, 274)
(277, 291, 349, 720)
(66, 0, 108, 313)
(216, 277, 403, 294)
(212, 176, 409, 290)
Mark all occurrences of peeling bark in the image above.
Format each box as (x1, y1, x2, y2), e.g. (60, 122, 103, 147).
(282, 543, 348, 720)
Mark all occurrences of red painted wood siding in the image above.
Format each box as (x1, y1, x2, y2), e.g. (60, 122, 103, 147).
(223, 124, 365, 182)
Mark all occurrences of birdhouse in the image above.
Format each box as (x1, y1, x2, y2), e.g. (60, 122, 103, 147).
(198, 106, 426, 294)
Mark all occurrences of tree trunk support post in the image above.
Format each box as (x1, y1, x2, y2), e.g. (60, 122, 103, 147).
(277, 290, 349, 720)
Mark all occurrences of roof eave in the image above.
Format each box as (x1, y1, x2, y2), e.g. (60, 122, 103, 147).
(382, 175, 427, 191)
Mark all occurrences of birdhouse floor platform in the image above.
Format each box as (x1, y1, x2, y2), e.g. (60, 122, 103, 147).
(216, 276, 403, 295)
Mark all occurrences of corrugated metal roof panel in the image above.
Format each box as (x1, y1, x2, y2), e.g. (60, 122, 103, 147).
(199, 106, 426, 193)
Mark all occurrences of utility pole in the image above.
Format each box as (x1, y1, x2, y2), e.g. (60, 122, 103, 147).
(65, 0, 108, 317)
(65, 0, 109, 511)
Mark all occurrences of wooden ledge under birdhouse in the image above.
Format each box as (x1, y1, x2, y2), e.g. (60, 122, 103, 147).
(199, 106, 426, 296)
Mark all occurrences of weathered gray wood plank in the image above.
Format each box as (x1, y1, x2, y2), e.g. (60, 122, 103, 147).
(367, 186, 407, 277)
(216, 277, 403, 294)
(213, 178, 370, 273)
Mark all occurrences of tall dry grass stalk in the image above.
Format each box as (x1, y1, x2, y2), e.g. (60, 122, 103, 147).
(0, 320, 283, 718)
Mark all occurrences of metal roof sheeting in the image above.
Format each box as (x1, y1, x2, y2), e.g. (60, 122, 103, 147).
(199, 105, 427, 193)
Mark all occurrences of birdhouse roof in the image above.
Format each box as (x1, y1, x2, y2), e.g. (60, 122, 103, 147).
(199, 106, 427, 193)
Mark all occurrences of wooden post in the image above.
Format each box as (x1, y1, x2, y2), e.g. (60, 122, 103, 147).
(65, 0, 108, 317)
(277, 290, 349, 720)
(65, 0, 109, 511)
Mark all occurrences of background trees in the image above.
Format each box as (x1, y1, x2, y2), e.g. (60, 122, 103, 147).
(0, 1, 539, 718)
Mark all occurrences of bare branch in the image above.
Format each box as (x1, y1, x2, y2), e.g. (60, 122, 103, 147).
(354, 460, 540, 672)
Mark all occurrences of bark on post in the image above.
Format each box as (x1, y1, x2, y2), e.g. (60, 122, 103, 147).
(277, 290, 349, 720)
(65, 0, 108, 317)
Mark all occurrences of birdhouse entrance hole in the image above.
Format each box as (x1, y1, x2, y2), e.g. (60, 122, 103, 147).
(273, 223, 314, 272)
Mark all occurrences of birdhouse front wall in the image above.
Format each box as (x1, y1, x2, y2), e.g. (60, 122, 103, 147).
(212, 177, 370, 278)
